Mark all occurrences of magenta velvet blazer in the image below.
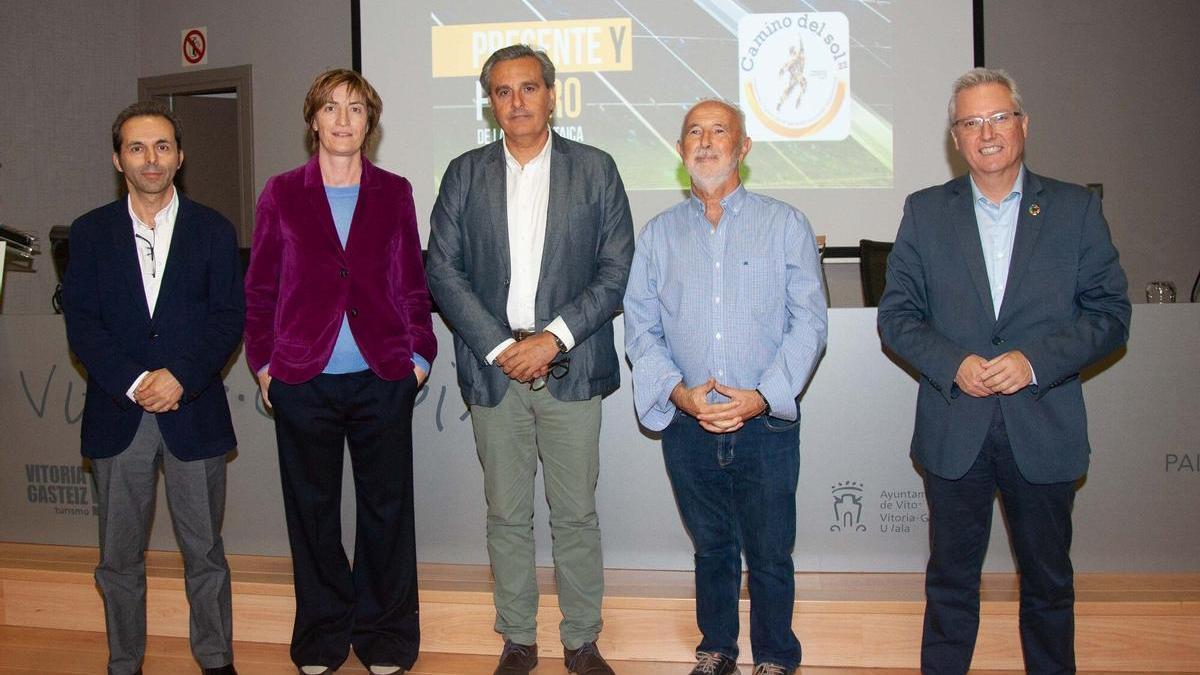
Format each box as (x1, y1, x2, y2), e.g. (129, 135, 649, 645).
(244, 155, 436, 384)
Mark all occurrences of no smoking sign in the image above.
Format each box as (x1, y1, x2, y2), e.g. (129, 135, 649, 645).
(181, 27, 208, 66)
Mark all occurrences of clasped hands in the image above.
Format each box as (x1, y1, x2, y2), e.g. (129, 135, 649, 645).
(134, 368, 183, 413)
(955, 350, 1033, 397)
(671, 378, 767, 434)
(495, 332, 560, 383)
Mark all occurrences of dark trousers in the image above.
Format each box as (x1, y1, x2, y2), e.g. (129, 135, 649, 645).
(662, 413, 803, 669)
(922, 406, 1077, 675)
(269, 371, 420, 670)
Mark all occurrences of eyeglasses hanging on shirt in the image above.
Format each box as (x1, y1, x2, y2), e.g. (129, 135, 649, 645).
(134, 228, 156, 279)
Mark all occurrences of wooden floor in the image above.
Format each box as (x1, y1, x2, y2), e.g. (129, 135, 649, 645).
(2, 544, 1198, 672)
(0, 625, 1151, 675)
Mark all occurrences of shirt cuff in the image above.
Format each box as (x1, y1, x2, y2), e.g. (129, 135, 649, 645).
(126, 371, 150, 402)
(545, 317, 575, 351)
(485, 338, 516, 365)
(412, 353, 431, 375)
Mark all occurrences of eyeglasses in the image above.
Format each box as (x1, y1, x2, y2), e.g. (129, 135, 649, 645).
(952, 110, 1023, 134)
(134, 231, 156, 278)
(529, 358, 570, 391)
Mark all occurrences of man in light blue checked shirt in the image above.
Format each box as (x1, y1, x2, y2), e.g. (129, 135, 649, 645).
(623, 99, 827, 675)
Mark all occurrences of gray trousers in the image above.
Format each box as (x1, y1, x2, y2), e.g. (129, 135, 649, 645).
(469, 381, 605, 649)
(91, 412, 234, 675)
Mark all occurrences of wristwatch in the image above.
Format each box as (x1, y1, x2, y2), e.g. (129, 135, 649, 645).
(755, 389, 771, 417)
(550, 332, 568, 353)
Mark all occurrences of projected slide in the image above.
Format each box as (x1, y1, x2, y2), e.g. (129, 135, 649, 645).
(429, 1, 894, 190)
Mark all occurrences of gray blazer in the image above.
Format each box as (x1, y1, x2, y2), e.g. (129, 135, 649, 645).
(878, 170, 1131, 484)
(427, 132, 635, 407)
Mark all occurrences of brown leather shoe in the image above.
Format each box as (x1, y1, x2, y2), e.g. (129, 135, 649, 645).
(564, 642, 615, 675)
(493, 640, 538, 675)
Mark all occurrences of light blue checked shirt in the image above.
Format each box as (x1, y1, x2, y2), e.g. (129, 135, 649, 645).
(970, 165, 1025, 319)
(623, 184, 828, 431)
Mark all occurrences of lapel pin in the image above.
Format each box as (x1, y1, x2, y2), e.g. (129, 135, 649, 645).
(1029, 204, 1041, 216)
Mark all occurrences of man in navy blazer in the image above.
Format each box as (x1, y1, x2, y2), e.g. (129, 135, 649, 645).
(878, 69, 1130, 674)
(63, 101, 243, 675)
(427, 45, 633, 675)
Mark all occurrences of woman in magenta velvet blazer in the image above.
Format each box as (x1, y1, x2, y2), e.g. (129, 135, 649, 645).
(243, 69, 435, 675)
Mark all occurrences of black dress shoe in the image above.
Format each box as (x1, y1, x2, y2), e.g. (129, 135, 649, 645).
(493, 640, 538, 675)
(203, 665, 238, 675)
(564, 642, 615, 675)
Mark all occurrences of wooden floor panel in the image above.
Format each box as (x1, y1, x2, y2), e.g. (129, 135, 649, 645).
(0, 626, 1170, 674)
(2, 544, 1197, 672)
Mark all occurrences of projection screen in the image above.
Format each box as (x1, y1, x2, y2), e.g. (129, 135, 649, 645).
(360, 0, 974, 246)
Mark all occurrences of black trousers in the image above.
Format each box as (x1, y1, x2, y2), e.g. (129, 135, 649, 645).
(270, 370, 420, 670)
(922, 405, 1077, 675)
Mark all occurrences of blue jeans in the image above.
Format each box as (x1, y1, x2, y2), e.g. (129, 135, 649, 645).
(662, 412, 802, 668)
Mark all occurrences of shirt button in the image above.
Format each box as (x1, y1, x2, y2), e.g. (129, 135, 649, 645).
(715, 333, 721, 340)
(715, 263, 721, 269)
(349, 308, 359, 318)
(717, 369, 724, 376)
(339, 268, 349, 278)
(715, 296, 720, 304)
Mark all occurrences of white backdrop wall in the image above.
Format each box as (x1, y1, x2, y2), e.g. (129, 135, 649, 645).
(3, 307, 1197, 572)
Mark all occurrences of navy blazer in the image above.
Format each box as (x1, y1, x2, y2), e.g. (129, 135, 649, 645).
(427, 132, 635, 407)
(63, 196, 244, 460)
(878, 170, 1131, 484)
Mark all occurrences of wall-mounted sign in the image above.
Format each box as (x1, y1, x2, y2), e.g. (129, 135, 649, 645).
(182, 27, 208, 67)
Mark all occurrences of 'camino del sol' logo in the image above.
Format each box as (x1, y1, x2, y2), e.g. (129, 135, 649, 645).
(737, 12, 850, 142)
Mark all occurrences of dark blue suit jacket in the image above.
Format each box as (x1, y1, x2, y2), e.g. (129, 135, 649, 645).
(878, 170, 1131, 483)
(63, 196, 244, 460)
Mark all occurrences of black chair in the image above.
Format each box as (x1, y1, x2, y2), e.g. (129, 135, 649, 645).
(858, 239, 893, 307)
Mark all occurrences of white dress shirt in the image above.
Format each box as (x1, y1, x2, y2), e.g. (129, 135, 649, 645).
(485, 134, 575, 364)
(125, 186, 180, 400)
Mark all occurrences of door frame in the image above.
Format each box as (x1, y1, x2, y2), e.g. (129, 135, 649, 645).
(138, 65, 254, 246)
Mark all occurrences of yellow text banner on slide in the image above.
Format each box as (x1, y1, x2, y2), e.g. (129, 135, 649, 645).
(432, 19, 633, 78)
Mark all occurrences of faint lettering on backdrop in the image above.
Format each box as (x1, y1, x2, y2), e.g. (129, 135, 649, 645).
(19, 364, 85, 424)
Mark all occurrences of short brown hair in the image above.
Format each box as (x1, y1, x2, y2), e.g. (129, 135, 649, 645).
(303, 68, 383, 154)
(112, 100, 183, 153)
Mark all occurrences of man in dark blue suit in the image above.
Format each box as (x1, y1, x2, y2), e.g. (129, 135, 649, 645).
(878, 69, 1130, 674)
(63, 101, 243, 675)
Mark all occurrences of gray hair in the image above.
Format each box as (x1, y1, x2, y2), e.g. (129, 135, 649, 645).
(947, 68, 1024, 126)
(478, 44, 556, 93)
(679, 98, 748, 143)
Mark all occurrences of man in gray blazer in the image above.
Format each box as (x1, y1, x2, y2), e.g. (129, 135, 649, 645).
(878, 68, 1130, 674)
(426, 45, 634, 675)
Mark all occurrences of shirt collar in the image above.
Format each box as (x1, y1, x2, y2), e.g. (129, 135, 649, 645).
(688, 182, 748, 217)
(969, 165, 1025, 207)
(502, 129, 552, 172)
(127, 185, 179, 231)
